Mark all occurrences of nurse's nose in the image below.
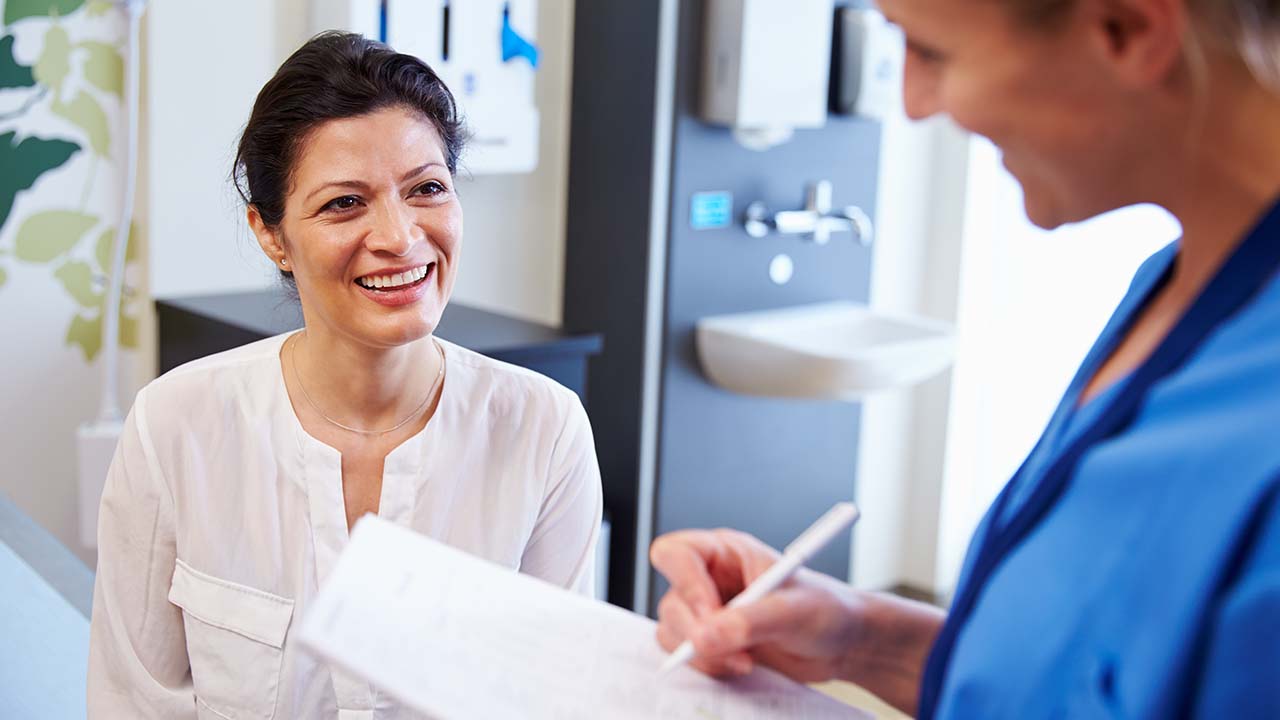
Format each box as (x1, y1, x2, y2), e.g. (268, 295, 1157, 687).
(365, 200, 418, 256)
(901, 59, 941, 121)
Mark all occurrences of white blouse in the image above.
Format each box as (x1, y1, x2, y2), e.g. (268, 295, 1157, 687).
(87, 333, 603, 720)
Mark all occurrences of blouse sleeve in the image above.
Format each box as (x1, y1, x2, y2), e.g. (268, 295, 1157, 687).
(1191, 479, 1280, 718)
(87, 389, 196, 718)
(519, 393, 604, 596)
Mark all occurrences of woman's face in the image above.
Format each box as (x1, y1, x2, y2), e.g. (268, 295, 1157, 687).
(880, 0, 1158, 229)
(253, 106, 462, 349)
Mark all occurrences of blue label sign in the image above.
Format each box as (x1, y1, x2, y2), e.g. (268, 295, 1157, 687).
(690, 191, 732, 230)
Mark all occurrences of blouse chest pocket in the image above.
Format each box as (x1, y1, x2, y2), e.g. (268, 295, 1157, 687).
(168, 559, 295, 720)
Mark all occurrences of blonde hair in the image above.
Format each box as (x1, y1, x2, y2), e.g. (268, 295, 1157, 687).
(1228, 0, 1280, 91)
(1013, 0, 1280, 92)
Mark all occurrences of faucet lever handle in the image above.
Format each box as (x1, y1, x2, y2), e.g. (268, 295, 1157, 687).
(841, 205, 874, 246)
(807, 180, 834, 216)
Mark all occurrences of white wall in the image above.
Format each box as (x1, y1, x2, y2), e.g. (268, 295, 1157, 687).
(144, 0, 304, 297)
(850, 110, 971, 592)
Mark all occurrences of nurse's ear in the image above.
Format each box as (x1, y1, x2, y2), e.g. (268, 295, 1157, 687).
(1087, 0, 1188, 88)
(248, 206, 290, 273)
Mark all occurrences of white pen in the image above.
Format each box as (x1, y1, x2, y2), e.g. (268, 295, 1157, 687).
(658, 502, 862, 676)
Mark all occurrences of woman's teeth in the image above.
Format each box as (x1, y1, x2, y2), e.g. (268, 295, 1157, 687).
(357, 264, 430, 290)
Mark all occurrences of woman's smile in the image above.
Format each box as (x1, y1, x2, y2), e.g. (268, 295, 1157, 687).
(354, 261, 437, 307)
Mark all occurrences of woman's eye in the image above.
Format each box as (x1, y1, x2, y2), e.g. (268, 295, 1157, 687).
(414, 181, 446, 197)
(323, 195, 361, 212)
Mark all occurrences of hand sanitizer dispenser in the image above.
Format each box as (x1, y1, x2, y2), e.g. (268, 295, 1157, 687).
(831, 7, 904, 121)
(699, 0, 834, 150)
(313, 0, 541, 174)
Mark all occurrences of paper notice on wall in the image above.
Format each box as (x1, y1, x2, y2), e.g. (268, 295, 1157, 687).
(296, 516, 870, 720)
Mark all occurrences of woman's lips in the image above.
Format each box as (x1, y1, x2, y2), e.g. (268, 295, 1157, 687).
(355, 263, 435, 307)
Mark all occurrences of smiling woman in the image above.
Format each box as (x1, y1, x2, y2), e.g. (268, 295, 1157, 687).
(85, 32, 603, 720)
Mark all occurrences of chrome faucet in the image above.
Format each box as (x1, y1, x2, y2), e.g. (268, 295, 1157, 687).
(744, 180, 873, 245)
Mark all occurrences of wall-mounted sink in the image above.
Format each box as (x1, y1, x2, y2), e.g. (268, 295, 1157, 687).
(696, 301, 955, 400)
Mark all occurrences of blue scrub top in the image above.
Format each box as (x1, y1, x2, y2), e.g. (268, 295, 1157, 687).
(934, 233, 1280, 718)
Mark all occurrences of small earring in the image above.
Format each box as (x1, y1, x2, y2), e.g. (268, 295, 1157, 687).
(280, 258, 288, 266)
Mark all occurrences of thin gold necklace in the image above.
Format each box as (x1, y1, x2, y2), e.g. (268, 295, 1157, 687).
(289, 332, 444, 436)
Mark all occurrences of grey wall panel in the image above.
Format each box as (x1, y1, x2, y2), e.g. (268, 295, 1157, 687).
(565, 0, 881, 612)
(649, 0, 879, 606)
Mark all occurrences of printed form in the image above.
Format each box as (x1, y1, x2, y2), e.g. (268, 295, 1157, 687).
(297, 517, 871, 720)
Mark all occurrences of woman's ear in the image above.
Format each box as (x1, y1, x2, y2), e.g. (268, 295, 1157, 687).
(248, 206, 290, 272)
(1089, 0, 1188, 88)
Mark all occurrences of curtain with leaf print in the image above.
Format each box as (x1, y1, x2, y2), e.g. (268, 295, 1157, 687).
(2, 0, 140, 361)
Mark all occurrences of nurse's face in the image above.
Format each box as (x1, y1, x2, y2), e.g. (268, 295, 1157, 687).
(880, 0, 1157, 229)
(253, 106, 462, 349)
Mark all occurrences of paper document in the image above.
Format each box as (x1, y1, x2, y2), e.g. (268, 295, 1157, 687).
(296, 517, 870, 720)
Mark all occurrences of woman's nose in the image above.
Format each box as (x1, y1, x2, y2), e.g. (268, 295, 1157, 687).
(365, 202, 418, 256)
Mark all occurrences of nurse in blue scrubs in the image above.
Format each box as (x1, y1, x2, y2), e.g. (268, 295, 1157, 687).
(649, 0, 1280, 716)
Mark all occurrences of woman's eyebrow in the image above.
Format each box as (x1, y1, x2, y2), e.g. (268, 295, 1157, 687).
(399, 162, 445, 182)
(305, 179, 368, 204)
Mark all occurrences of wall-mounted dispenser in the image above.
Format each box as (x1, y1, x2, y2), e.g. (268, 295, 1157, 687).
(698, 0, 834, 150)
(831, 7, 904, 121)
(312, 0, 541, 174)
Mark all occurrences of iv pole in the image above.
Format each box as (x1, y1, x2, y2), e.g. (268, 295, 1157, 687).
(97, 0, 144, 423)
(76, 0, 146, 548)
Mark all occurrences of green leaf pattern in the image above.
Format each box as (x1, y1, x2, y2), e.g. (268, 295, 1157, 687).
(94, 223, 139, 270)
(32, 23, 69, 91)
(13, 209, 95, 262)
(0, 131, 80, 229)
(0, 34, 35, 88)
(78, 40, 121, 97)
(2, 3, 139, 362)
(53, 259, 98, 307)
(119, 308, 137, 349)
(65, 311, 100, 361)
(5, 0, 87, 25)
(52, 90, 109, 155)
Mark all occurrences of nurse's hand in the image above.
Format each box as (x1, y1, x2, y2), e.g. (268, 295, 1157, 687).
(650, 529, 864, 682)
(650, 529, 944, 716)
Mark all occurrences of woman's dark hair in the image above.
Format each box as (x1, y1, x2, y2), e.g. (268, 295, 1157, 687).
(233, 31, 466, 229)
